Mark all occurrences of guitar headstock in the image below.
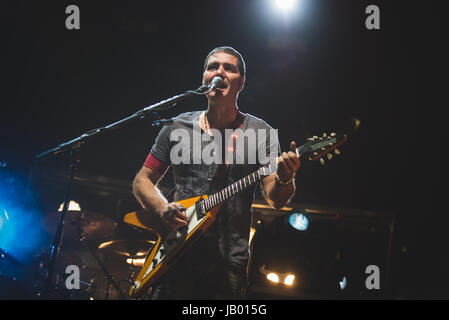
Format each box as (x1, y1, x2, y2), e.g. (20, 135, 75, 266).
(297, 132, 347, 165)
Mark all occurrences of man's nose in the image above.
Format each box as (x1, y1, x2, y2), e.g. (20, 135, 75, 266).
(215, 65, 225, 77)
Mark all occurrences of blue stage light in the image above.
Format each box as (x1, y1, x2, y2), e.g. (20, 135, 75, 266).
(0, 172, 47, 263)
(288, 210, 310, 231)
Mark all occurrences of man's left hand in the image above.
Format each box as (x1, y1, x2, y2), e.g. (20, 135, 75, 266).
(276, 141, 301, 183)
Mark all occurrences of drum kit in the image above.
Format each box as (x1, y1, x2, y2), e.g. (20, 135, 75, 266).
(34, 208, 155, 300)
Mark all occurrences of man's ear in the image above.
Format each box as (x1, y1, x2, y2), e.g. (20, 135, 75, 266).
(239, 76, 246, 92)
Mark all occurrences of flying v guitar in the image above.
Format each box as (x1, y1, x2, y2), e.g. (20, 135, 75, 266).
(123, 132, 347, 297)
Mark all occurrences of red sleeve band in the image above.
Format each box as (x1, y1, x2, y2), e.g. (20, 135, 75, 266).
(144, 153, 169, 175)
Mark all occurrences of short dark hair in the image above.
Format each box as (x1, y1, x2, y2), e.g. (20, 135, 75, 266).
(203, 46, 246, 78)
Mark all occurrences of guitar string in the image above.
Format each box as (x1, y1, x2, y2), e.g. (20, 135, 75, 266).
(204, 137, 336, 210)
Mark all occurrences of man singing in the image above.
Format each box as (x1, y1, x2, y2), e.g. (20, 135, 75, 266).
(132, 46, 300, 299)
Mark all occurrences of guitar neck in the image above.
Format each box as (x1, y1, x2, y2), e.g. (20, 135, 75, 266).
(203, 164, 275, 211)
(202, 133, 346, 212)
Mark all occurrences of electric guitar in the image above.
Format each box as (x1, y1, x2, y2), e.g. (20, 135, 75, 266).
(123, 132, 347, 297)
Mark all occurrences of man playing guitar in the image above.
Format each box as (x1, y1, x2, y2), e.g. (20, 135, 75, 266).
(132, 46, 300, 299)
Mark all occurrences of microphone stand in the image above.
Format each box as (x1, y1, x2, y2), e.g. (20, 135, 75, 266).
(35, 84, 209, 298)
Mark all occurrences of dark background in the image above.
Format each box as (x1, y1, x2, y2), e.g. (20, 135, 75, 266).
(1, 0, 448, 299)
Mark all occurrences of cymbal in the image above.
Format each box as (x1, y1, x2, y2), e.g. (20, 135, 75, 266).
(43, 210, 117, 244)
(97, 240, 155, 258)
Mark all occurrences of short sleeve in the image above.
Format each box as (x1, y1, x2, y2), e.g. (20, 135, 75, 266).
(149, 125, 172, 165)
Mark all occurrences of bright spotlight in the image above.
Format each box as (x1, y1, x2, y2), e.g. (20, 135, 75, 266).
(260, 265, 297, 286)
(58, 200, 81, 212)
(267, 272, 280, 283)
(284, 274, 295, 286)
(288, 210, 310, 231)
(275, 0, 296, 11)
(339, 276, 347, 290)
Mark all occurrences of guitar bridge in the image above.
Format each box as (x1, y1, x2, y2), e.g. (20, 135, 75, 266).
(195, 200, 206, 220)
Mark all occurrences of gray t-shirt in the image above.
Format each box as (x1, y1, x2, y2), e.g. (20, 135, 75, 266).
(150, 110, 279, 268)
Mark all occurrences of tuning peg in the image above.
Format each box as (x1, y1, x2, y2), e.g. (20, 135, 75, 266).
(327, 153, 333, 160)
(331, 132, 336, 137)
(334, 148, 341, 155)
(323, 133, 327, 138)
(320, 158, 325, 165)
(313, 136, 318, 140)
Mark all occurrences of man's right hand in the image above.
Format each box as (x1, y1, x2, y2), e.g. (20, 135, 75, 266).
(159, 202, 188, 231)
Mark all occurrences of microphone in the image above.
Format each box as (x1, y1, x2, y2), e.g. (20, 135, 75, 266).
(208, 76, 224, 91)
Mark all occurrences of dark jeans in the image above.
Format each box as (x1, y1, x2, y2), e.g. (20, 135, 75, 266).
(148, 235, 248, 300)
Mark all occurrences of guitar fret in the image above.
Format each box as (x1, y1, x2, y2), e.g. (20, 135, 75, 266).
(205, 166, 266, 212)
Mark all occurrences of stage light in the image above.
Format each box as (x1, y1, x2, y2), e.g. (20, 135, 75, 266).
(288, 209, 310, 231)
(0, 209, 5, 230)
(267, 272, 280, 283)
(260, 265, 296, 286)
(284, 274, 295, 286)
(58, 200, 81, 212)
(274, 0, 296, 11)
(339, 276, 347, 290)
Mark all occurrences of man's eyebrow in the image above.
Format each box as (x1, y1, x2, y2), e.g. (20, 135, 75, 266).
(207, 61, 238, 70)
(223, 62, 237, 69)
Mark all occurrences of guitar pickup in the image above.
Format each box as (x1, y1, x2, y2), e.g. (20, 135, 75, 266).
(196, 200, 206, 220)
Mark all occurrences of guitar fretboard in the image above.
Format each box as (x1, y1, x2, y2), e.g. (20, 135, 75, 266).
(203, 164, 275, 211)
(202, 138, 323, 211)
